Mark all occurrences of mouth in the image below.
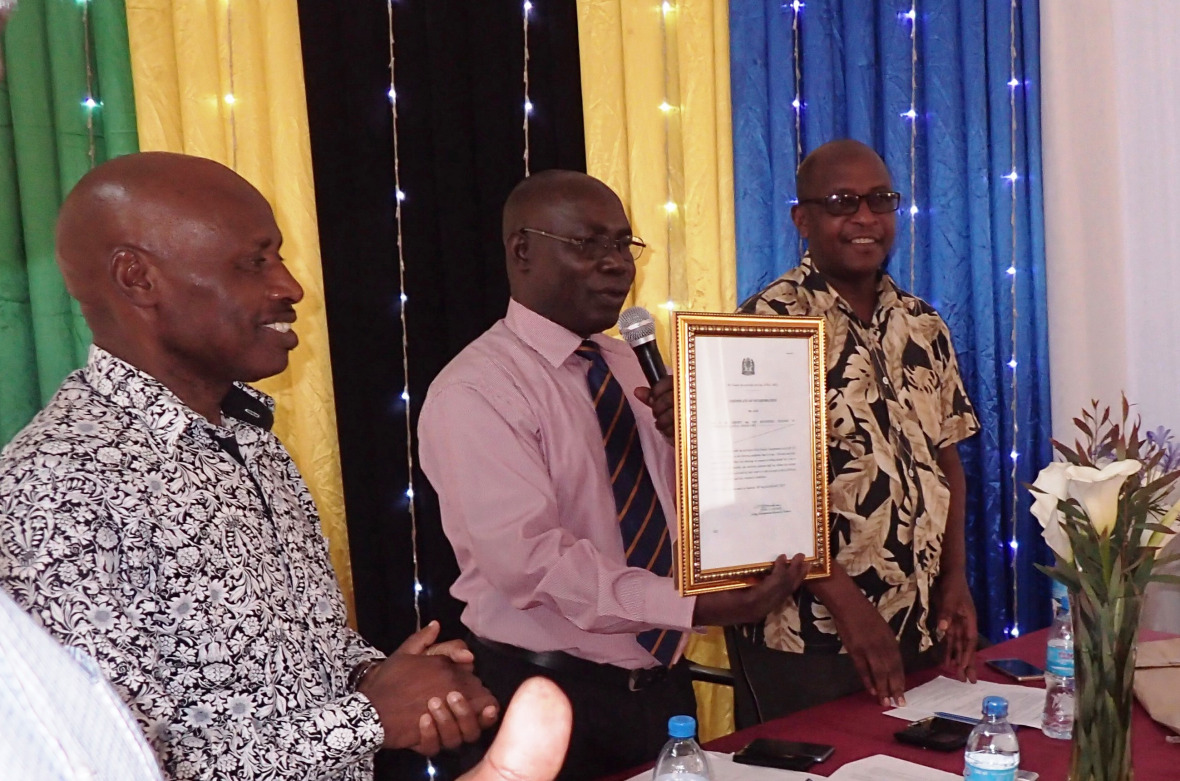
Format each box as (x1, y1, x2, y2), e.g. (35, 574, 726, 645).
(263, 322, 293, 334)
(848, 237, 879, 246)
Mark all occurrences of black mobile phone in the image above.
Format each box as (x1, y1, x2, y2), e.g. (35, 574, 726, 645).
(986, 657, 1046, 682)
(894, 716, 976, 751)
(732, 737, 835, 771)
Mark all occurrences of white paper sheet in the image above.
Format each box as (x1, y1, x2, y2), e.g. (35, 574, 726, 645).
(623, 751, 816, 781)
(827, 755, 959, 780)
(693, 335, 817, 570)
(884, 675, 1046, 728)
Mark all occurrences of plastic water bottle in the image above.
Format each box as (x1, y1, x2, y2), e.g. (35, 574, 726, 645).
(964, 696, 1020, 780)
(652, 715, 712, 781)
(1041, 582, 1075, 739)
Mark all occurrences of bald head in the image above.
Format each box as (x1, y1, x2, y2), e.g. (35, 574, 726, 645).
(56, 152, 269, 328)
(501, 169, 635, 337)
(54, 152, 303, 418)
(501, 169, 621, 244)
(796, 139, 888, 199)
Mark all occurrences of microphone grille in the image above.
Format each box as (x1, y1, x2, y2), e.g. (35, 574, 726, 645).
(617, 306, 656, 346)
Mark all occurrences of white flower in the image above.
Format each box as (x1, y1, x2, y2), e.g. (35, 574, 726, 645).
(1031, 459, 1143, 560)
(1065, 460, 1142, 535)
(1031, 462, 1073, 562)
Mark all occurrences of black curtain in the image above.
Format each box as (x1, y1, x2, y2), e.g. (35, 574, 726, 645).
(297, 1, 585, 777)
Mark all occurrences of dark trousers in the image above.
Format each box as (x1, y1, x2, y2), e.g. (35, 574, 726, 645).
(459, 636, 697, 781)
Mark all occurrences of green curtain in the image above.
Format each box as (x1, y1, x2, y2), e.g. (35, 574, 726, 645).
(0, 0, 137, 444)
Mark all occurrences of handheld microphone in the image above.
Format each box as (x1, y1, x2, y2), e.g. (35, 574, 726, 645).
(617, 306, 667, 386)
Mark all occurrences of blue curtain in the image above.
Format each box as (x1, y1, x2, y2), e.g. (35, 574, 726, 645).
(730, 0, 1053, 641)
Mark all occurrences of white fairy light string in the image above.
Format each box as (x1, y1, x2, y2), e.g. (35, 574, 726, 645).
(523, 1, 532, 175)
(659, 2, 686, 313)
(224, 0, 238, 170)
(385, 0, 422, 632)
(1004, 0, 1022, 637)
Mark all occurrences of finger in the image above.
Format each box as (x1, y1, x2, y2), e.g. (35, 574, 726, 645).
(428, 695, 464, 750)
(446, 691, 486, 743)
(426, 639, 476, 666)
(416, 713, 441, 757)
(848, 650, 878, 699)
(886, 656, 908, 706)
(633, 387, 651, 406)
(460, 678, 571, 781)
(396, 620, 441, 655)
(785, 553, 808, 591)
(478, 703, 500, 729)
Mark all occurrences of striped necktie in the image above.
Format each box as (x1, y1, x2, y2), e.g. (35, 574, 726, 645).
(575, 339, 680, 666)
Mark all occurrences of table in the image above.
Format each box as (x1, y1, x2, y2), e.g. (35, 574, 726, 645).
(605, 629, 1177, 779)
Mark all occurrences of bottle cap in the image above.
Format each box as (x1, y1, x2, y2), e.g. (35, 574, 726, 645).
(982, 696, 1009, 718)
(668, 715, 697, 739)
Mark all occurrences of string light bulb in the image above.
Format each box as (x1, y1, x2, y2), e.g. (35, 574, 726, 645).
(901, 107, 917, 120)
(659, 101, 674, 113)
(664, 201, 677, 214)
(224, 93, 235, 105)
(82, 97, 99, 109)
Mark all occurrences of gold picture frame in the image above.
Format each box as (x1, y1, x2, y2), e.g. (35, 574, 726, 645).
(672, 311, 830, 596)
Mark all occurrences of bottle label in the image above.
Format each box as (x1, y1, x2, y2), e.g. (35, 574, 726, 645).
(964, 764, 1017, 780)
(1046, 645, 1074, 677)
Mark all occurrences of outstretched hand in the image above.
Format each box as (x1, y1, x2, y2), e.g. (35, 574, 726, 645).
(692, 553, 808, 626)
(457, 677, 572, 781)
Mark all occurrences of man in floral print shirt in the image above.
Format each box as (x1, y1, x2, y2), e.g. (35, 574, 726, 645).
(725, 140, 980, 720)
(0, 152, 497, 779)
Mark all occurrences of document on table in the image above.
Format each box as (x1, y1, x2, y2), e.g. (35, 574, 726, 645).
(885, 675, 1045, 728)
(827, 755, 959, 780)
(623, 751, 815, 781)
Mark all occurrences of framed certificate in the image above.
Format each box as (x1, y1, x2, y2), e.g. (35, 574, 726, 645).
(672, 312, 830, 595)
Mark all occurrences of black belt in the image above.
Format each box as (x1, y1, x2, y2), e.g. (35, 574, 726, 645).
(469, 635, 672, 692)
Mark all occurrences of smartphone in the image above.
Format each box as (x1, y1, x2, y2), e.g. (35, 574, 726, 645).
(986, 657, 1046, 682)
(894, 716, 975, 751)
(732, 737, 834, 771)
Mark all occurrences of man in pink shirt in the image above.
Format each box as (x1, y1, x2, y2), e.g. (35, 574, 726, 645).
(418, 170, 807, 780)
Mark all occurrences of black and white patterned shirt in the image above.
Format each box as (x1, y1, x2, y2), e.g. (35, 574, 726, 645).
(0, 346, 384, 780)
(740, 255, 979, 655)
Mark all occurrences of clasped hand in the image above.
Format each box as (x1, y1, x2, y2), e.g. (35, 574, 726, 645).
(358, 621, 499, 755)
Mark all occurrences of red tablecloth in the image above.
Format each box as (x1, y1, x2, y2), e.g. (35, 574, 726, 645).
(604, 629, 1178, 780)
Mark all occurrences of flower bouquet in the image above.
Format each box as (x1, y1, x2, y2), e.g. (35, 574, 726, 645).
(1030, 398, 1180, 781)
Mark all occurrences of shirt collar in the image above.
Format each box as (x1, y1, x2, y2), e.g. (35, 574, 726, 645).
(505, 298, 615, 367)
(82, 345, 276, 452)
(797, 252, 904, 323)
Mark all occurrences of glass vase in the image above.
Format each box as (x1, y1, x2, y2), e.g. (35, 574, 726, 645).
(1068, 584, 1143, 781)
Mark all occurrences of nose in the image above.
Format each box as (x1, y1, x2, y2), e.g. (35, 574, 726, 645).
(270, 262, 305, 304)
(598, 242, 635, 275)
(849, 197, 878, 223)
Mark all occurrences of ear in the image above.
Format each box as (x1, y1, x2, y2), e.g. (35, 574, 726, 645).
(110, 247, 159, 307)
(791, 204, 811, 240)
(505, 231, 530, 273)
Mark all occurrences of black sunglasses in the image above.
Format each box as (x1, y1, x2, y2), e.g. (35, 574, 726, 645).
(797, 191, 902, 216)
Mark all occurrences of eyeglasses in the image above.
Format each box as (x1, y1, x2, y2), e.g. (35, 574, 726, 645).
(796, 191, 902, 216)
(520, 228, 647, 261)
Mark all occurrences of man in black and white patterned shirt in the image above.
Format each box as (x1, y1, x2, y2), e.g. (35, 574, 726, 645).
(0, 152, 498, 780)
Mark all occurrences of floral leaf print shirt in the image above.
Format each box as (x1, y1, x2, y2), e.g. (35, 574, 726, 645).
(739, 255, 979, 655)
(0, 347, 385, 780)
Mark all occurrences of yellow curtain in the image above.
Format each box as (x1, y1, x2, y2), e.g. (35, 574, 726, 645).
(124, 0, 354, 623)
(577, 0, 737, 740)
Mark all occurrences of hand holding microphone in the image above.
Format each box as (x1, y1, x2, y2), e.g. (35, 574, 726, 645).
(618, 307, 675, 439)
